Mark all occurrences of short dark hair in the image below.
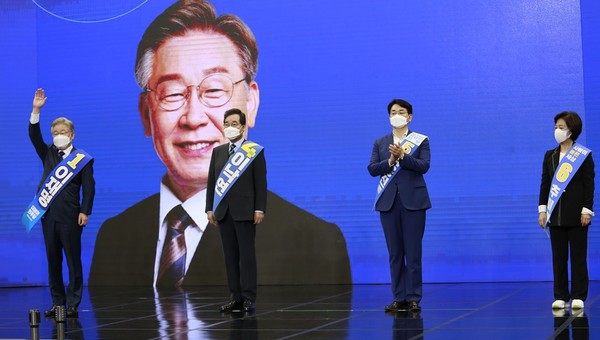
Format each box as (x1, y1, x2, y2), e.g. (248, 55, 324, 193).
(554, 111, 583, 141)
(224, 108, 246, 126)
(135, 0, 258, 89)
(387, 99, 413, 115)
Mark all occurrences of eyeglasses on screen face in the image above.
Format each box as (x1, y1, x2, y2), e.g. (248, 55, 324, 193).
(145, 73, 247, 111)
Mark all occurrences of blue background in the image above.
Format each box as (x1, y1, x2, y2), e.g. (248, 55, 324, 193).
(0, 0, 598, 285)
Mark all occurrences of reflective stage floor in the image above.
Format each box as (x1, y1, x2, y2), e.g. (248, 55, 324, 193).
(0, 282, 597, 339)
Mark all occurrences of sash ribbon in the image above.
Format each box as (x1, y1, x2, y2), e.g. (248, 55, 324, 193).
(213, 141, 264, 212)
(373, 132, 428, 209)
(22, 150, 93, 233)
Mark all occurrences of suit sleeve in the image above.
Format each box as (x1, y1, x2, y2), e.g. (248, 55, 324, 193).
(368, 139, 394, 177)
(205, 148, 217, 212)
(80, 158, 96, 215)
(581, 152, 595, 211)
(253, 150, 267, 212)
(538, 151, 552, 206)
(29, 122, 48, 161)
(398, 137, 430, 174)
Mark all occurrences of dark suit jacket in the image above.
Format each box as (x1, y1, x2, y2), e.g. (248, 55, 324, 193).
(368, 131, 431, 212)
(29, 123, 95, 223)
(205, 141, 267, 221)
(89, 191, 352, 285)
(539, 146, 595, 227)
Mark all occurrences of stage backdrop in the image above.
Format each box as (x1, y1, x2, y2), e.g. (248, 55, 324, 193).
(1, 0, 599, 285)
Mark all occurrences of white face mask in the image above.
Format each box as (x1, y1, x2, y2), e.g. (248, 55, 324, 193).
(554, 128, 570, 144)
(53, 134, 71, 150)
(390, 114, 408, 128)
(224, 126, 242, 141)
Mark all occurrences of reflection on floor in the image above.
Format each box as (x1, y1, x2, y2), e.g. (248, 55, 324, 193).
(0, 282, 595, 339)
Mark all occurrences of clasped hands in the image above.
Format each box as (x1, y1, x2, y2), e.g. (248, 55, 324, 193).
(389, 143, 405, 164)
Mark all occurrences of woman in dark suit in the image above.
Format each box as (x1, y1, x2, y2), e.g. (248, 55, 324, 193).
(538, 111, 595, 311)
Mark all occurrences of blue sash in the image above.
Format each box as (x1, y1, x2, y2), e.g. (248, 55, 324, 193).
(374, 132, 428, 209)
(545, 143, 592, 225)
(22, 150, 93, 233)
(213, 141, 264, 212)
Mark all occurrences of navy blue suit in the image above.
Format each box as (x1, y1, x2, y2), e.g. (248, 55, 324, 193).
(368, 131, 431, 303)
(29, 122, 95, 308)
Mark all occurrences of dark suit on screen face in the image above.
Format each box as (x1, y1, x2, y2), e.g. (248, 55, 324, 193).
(89, 189, 351, 287)
(369, 131, 431, 303)
(29, 122, 95, 308)
(205, 140, 267, 302)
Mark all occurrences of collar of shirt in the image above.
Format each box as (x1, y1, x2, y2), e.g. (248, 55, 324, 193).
(230, 139, 245, 151)
(60, 145, 74, 157)
(392, 131, 408, 145)
(159, 181, 208, 233)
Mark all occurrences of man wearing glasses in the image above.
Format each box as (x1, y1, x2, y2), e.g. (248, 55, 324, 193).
(89, 0, 351, 288)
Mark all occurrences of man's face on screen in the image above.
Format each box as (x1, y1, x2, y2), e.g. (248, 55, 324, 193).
(140, 30, 259, 189)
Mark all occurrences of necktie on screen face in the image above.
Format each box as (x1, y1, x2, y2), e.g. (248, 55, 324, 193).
(58, 150, 65, 159)
(157, 205, 197, 287)
(228, 143, 236, 157)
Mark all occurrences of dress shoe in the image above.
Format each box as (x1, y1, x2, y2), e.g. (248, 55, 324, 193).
(242, 299, 255, 312)
(45, 305, 59, 318)
(385, 301, 409, 312)
(219, 300, 242, 313)
(66, 306, 78, 318)
(407, 301, 421, 311)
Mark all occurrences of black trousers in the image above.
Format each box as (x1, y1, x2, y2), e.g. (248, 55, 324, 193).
(42, 218, 83, 307)
(218, 212, 257, 302)
(549, 226, 589, 301)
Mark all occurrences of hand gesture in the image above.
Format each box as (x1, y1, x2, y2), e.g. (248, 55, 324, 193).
(33, 88, 47, 111)
(389, 142, 404, 164)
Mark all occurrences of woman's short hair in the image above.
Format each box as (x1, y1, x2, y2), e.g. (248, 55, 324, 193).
(554, 111, 582, 141)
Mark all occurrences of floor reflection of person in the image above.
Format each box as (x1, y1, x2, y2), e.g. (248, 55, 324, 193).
(389, 310, 424, 340)
(553, 310, 589, 340)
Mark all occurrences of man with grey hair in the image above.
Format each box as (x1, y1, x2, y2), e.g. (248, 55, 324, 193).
(89, 0, 351, 289)
(29, 88, 95, 319)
